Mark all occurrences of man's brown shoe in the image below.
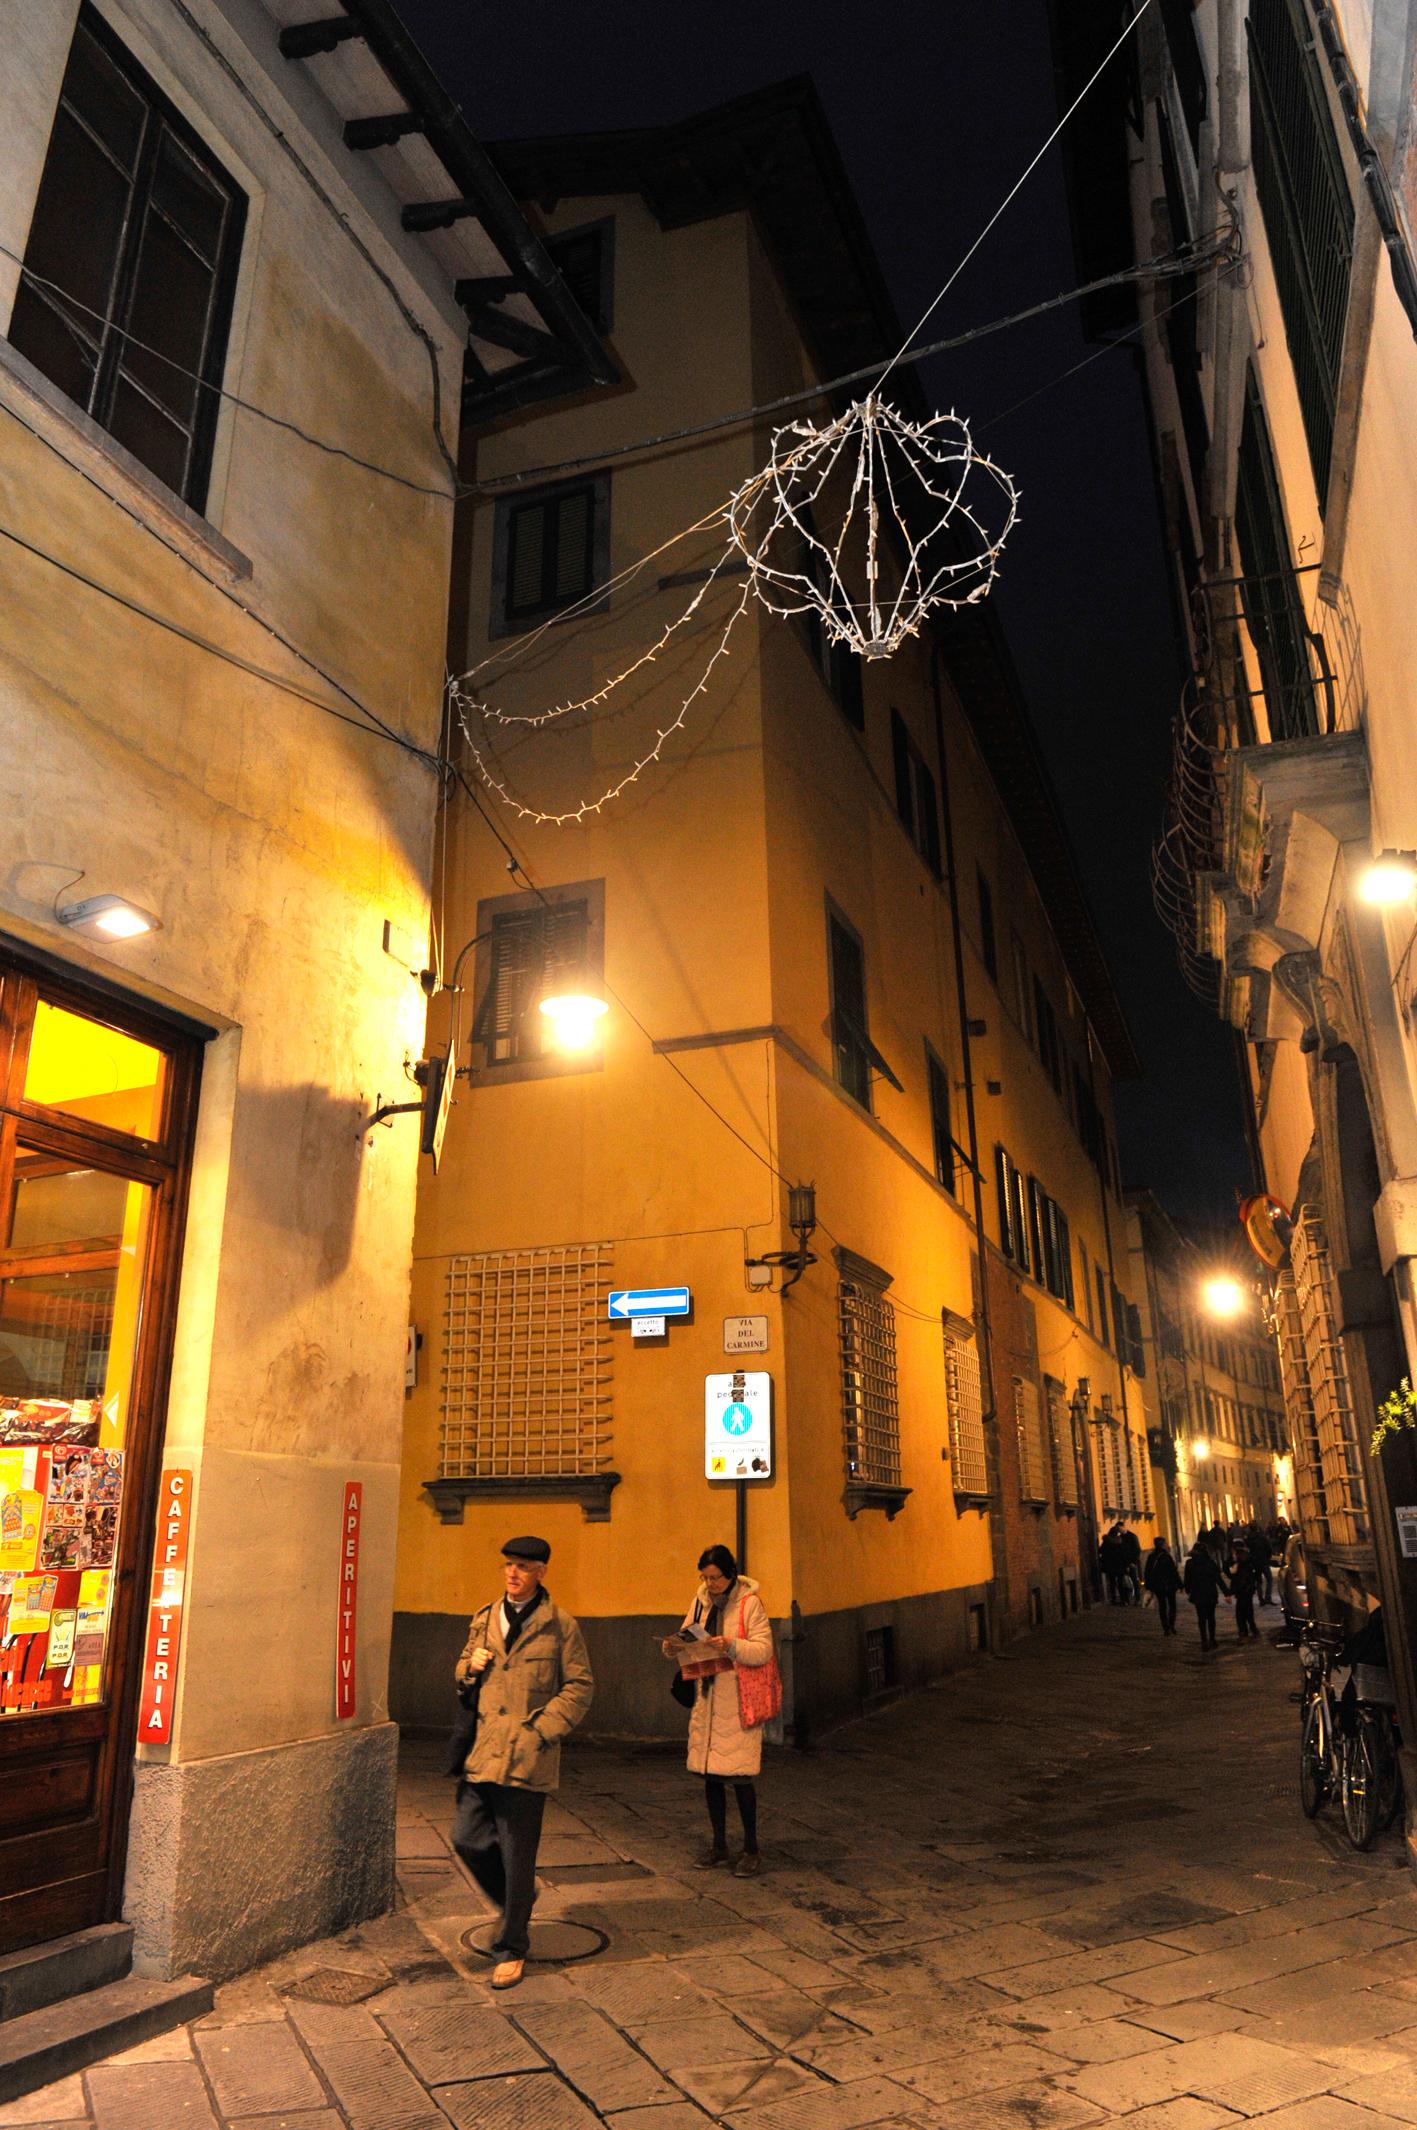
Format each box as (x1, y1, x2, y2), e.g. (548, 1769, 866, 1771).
(694, 1846, 730, 1869)
(734, 1852, 762, 1877)
(491, 1958, 525, 1989)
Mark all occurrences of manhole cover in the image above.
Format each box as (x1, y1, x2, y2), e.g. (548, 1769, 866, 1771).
(461, 1918, 608, 1965)
(280, 1967, 393, 2006)
(539, 1861, 652, 1885)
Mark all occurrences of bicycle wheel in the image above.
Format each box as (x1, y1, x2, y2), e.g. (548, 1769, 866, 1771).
(1300, 1698, 1329, 1817)
(1376, 1715, 1405, 1830)
(1342, 1721, 1382, 1850)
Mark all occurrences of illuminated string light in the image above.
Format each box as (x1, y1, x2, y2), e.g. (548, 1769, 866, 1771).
(727, 394, 1018, 659)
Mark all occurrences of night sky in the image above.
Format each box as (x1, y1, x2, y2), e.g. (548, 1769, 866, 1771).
(393, 0, 1254, 1223)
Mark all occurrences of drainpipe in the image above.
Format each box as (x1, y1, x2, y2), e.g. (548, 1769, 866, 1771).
(929, 645, 996, 1431)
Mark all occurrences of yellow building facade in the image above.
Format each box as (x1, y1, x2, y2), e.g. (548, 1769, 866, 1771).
(395, 85, 1156, 1738)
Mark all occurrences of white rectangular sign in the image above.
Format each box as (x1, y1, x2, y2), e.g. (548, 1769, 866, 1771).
(631, 1315, 666, 1339)
(724, 1314, 769, 1355)
(705, 1371, 772, 1480)
(1396, 1506, 1417, 1559)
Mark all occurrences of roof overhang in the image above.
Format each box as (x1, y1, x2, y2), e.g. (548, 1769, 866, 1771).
(259, 0, 618, 419)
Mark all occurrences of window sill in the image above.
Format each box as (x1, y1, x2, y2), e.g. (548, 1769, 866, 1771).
(425, 1473, 621, 1524)
(843, 1481, 911, 1521)
(953, 1490, 992, 1515)
(0, 333, 252, 583)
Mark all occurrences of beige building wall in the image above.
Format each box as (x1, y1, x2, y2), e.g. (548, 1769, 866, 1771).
(0, 0, 463, 1975)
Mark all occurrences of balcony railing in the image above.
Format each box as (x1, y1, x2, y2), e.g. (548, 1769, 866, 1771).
(1152, 567, 1365, 999)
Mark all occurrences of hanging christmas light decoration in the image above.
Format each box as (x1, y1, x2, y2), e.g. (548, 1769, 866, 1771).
(725, 394, 1019, 660)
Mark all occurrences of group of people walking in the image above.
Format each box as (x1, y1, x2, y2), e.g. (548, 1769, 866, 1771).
(1106, 1517, 1289, 1651)
(448, 1534, 772, 1991)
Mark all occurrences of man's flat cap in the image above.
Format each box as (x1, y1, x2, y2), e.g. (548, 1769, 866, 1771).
(502, 1534, 551, 1563)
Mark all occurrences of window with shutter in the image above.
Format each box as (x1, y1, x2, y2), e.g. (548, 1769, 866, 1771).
(926, 1046, 956, 1195)
(889, 710, 942, 874)
(544, 218, 614, 333)
(977, 869, 998, 982)
(493, 475, 609, 634)
(8, 4, 246, 512)
(828, 909, 873, 1109)
(466, 881, 605, 1085)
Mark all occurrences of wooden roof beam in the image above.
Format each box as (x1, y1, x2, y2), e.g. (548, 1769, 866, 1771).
(343, 110, 424, 151)
(277, 16, 362, 59)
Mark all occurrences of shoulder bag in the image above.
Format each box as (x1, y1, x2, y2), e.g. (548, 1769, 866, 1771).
(734, 1595, 782, 1728)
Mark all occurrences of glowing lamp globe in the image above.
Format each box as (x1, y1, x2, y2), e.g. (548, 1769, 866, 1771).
(539, 992, 608, 1054)
(1358, 850, 1417, 906)
(1202, 1276, 1244, 1319)
(1192, 1437, 1211, 1461)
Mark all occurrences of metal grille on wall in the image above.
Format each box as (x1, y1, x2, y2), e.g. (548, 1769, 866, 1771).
(1286, 1210, 1369, 1545)
(839, 1276, 901, 1487)
(944, 1327, 989, 1497)
(1014, 1376, 1049, 1504)
(1046, 1378, 1077, 1506)
(1099, 1410, 1126, 1515)
(439, 1244, 613, 1479)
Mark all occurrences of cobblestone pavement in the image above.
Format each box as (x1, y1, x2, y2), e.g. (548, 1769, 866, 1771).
(9, 1604, 1417, 2130)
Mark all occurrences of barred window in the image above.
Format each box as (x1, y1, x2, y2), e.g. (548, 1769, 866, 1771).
(1100, 1413, 1126, 1514)
(944, 1324, 988, 1497)
(467, 880, 604, 1084)
(1014, 1376, 1049, 1504)
(839, 1269, 901, 1488)
(439, 1243, 613, 1478)
(1046, 1376, 1077, 1506)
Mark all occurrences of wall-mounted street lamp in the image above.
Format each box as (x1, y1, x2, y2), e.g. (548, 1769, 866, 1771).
(1201, 1274, 1245, 1319)
(1192, 1436, 1211, 1461)
(56, 892, 161, 940)
(1358, 849, 1417, 906)
(539, 990, 609, 1054)
(745, 1183, 818, 1295)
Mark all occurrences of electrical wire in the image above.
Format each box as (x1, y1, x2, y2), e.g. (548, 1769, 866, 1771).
(468, 229, 1237, 498)
(878, 0, 1157, 390)
(0, 246, 456, 501)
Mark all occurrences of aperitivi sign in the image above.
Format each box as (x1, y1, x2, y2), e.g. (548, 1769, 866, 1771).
(335, 1481, 361, 1720)
(138, 1468, 192, 1744)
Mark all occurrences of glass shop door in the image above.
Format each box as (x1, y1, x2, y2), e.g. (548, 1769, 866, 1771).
(0, 960, 201, 1952)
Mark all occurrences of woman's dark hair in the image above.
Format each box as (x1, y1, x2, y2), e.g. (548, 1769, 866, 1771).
(698, 1544, 738, 1580)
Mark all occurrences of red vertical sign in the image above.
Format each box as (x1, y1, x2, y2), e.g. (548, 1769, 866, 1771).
(335, 1481, 361, 1720)
(138, 1469, 192, 1744)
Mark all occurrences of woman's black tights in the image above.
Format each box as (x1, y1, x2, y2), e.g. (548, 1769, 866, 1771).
(705, 1775, 758, 1854)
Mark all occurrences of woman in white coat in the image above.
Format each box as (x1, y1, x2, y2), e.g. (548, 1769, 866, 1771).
(664, 1544, 773, 1875)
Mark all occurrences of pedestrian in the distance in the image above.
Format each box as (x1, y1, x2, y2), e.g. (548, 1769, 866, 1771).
(1230, 1546, 1260, 1639)
(1119, 1522, 1143, 1605)
(451, 1536, 593, 1990)
(1183, 1542, 1228, 1652)
(1247, 1523, 1274, 1606)
(1143, 1535, 1182, 1636)
(1099, 1524, 1127, 1605)
(663, 1544, 774, 1876)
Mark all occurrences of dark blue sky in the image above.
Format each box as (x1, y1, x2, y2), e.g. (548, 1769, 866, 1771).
(394, 0, 1253, 1222)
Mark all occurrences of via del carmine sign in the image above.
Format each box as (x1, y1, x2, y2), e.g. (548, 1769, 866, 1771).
(335, 1481, 362, 1720)
(138, 1468, 192, 1744)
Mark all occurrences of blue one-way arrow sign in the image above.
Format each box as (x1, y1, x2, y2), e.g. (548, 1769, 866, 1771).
(608, 1287, 691, 1321)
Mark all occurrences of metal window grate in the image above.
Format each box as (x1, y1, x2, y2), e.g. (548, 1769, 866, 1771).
(944, 1329, 989, 1496)
(1014, 1376, 1049, 1503)
(1046, 1378, 1077, 1506)
(439, 1243, 613, 1479)
(839, 1276, 900, 1487)
(1287, 1209, 1368, 1545)
(864, 1624, 895, 1698)
(1100, 1412, 1126, 1515)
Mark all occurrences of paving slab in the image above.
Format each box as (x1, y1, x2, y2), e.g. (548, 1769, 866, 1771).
(0, 2077, 88, 2127)
(191, 2023, 325, 2116)
(84, 2062, 218, 2130)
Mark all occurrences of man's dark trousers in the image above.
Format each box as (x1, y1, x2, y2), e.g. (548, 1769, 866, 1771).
(1195, 1603, 1217, 1650)
(1157, 1590, 1177, 1635)
(452, 1781, 546, 1956)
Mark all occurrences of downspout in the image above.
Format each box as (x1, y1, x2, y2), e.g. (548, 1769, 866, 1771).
(930, 645, 995, 1428)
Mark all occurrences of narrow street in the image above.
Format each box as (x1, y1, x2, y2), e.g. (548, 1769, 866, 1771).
(9, 1606, 1417, 2130)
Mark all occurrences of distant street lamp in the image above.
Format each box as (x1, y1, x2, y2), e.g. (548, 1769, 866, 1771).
(1192, 1437, 1211, 1461)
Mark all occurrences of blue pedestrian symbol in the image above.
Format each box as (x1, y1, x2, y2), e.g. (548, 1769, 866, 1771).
(722, 1403, 753, 1435)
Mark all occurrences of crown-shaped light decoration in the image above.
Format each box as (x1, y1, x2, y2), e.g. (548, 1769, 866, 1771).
(726, 394, 1020, 660)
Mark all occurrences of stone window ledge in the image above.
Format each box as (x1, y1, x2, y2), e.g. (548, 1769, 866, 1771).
(843, 1481, 911, 1521)
(425, 1474, 620, 1525)
(0, 331, 253, 583)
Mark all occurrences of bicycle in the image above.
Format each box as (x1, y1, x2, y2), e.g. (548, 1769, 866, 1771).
(1339, 1661, 1404, 1851)
(1298, 1623, 1347, 1819)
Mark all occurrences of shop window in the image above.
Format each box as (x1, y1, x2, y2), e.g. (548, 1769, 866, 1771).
(21, 1000, 165, 1141)
(8, 3, 246, 512)
(491, 474, 610, 636)
(439, 1243, 614, 1483)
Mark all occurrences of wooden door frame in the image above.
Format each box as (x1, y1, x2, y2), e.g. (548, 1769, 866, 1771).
(0, 943, 206, 1948)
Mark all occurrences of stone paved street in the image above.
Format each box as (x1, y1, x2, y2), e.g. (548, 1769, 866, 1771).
(8, 1605, 1417, 2130)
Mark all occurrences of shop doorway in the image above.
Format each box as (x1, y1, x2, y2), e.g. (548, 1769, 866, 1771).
(0, 954, 201, 1953)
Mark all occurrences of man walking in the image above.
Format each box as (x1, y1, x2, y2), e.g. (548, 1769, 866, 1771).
(452, 1537, 593, 1990)
(1143, 1534, 1182, 1635)
(1183, 1541, 1228, 1653)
